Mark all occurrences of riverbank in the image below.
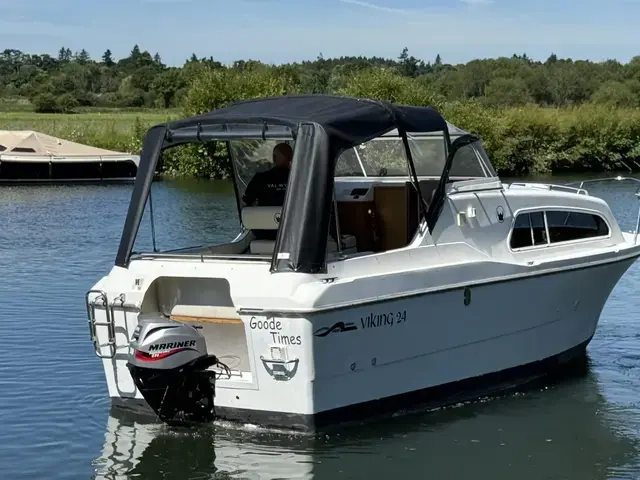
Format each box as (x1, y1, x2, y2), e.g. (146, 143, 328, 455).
(2, 103, 640, 178)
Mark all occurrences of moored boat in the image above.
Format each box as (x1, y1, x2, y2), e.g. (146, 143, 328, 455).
(0, 130, 139, 183)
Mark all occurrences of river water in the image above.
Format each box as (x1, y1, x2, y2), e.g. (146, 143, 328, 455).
(2, 178, 640, 480)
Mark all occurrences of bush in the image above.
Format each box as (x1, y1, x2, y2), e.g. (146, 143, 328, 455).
(57, 93, 79, 113)
(10, 66, 640, 179)
(33, 93, 60, 113)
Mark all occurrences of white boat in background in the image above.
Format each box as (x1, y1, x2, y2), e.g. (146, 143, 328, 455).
(85, 94, 640, 432)
(0, 130, 139, 183)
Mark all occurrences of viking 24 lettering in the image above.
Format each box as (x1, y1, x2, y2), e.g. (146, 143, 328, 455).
(360, 310, 407, 329)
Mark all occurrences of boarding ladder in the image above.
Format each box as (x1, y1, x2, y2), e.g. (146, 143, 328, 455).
(85, 289, 120, 359)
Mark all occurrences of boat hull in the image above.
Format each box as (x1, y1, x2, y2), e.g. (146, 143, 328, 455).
(104, 253, 636, 432)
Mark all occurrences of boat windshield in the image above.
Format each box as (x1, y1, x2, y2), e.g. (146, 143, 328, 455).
(335, 133, 496, 179)
(229, 133, 495, 193)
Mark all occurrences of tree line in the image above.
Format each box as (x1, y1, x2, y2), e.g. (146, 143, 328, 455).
(2, 45, 640, 177)
(2, 45, 640, 113)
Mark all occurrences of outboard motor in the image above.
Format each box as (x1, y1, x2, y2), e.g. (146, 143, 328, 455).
(126, 318, 224, 427)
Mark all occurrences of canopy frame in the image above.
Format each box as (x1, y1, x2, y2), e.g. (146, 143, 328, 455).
(115, 95, 466, 273)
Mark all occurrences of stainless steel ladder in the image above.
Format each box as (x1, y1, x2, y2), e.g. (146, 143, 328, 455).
(85, 289, 116, 359)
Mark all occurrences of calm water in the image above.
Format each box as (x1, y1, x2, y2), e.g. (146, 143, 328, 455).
(2, 178, 640, 479)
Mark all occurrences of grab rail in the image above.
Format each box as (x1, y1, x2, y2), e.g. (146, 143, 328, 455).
(565, 176, 640, 245)
(85, 289, 116, 359)
(507, 182, 589, 196)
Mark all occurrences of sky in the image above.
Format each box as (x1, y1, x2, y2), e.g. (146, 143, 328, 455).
(1, 0, 640, 66)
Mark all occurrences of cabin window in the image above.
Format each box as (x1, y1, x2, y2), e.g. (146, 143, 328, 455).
(510, 210, 609, 250)
(11, 147, 36, 153)
(0, 144, 5, 152)
(545, 211, 609, 243)
(510, 211, 547, 249)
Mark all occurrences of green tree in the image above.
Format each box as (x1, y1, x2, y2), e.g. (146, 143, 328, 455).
(102, 49, 114, 67)
(483, 77, 533, 107)
(591, 81, 640, 108)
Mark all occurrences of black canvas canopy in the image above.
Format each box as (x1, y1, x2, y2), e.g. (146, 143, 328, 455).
(115, 94, 452, 272)
(165, 94, 448, 148)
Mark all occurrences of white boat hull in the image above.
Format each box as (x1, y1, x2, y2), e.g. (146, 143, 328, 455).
(95, 252, 636, 431)
(83, 96, 640, 433)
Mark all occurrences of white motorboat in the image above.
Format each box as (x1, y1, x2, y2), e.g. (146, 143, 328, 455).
(86, 94, 640, 432)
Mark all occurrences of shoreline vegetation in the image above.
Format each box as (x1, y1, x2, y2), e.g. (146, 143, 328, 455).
(2, 46, 640, 178)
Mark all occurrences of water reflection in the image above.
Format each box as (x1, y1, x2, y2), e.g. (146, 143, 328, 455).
(92, 359, 640, 480)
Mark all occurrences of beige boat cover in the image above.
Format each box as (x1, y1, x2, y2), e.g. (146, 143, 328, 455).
(0, 130, 137, 163)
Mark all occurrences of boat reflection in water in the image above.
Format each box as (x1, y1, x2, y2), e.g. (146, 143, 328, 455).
(92, 359, 640, 480)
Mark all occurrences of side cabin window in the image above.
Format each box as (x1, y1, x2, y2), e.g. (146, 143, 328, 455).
(510, 210, 610, 250)
(511, 211, 546, 248)
(11, 147, 36, 153)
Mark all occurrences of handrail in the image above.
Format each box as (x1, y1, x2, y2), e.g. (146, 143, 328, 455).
(564, 176, 640, 245)
(506, 182, 589, 196)
(564, 175, 640, 190)
(130, 252, 272, 262)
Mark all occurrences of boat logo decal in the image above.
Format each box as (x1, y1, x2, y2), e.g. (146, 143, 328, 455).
(260, 357, 299, 381)
(496, 206, 504, 223)
(274, 212, 281, 224)
(313, 321, 358, 337)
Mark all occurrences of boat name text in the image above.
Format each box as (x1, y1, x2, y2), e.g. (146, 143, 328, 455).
(250, 316, 302, 346)
(360, 310, 407, 329)
(250, 317, 282, 331)
(270, 332, 302, 346)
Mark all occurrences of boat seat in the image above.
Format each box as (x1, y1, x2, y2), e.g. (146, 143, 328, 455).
(241, 206, 282, 255)
(249, 239, 279, 255)
(241, 206, 357, 256)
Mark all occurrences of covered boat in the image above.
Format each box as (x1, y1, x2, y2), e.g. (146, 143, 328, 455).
(0, 130, 139, 183)
(85, 94, 640, 432)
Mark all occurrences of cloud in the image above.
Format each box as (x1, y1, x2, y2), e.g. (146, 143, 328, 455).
(338, 0, 411, 15)
(460, 0, 495, 5)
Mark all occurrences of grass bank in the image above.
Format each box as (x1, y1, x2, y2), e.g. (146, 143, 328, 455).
(2, 103, 640, 178)
(0, 110, 179, 154)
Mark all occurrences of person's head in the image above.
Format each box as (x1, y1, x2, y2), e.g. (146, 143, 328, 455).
(273, 143, 293, 169)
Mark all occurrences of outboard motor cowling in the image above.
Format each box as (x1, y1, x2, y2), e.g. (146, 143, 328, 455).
(126, 318, 223, 426)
